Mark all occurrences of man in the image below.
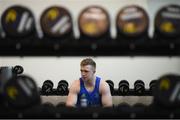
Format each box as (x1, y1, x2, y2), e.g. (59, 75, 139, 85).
(66, 58, 112, 107)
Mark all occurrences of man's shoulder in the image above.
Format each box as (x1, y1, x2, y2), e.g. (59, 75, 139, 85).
(70, 79, 80, 92)
(72, 79, 80, 86)
(99, 79, 109, 91)
(98, 78, 106, 84)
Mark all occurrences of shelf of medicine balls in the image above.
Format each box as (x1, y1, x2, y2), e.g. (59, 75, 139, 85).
(1, 4, 180, 56)
(0, 37, 180, 56)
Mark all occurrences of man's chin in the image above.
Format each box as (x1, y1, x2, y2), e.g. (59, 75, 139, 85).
(82, 78, 88, 81)
(83, 78, 87, 80)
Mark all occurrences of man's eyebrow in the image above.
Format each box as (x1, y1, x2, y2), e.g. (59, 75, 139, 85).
(80, 69, 89, 72)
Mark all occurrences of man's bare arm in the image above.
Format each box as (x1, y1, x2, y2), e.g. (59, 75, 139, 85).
(100, 80, 113, 107)
(66, 80, 79, 107)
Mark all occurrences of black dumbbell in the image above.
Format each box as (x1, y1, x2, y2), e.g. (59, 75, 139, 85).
(36, 102, 56, 118)
(133, 103, 146, 111)
(149, 80, 157, 92)
(117, 102, 132, 115)
(154, 4, 180, 38)
(118, 80, 129, 95)
(132, 103, 147, 118)
(105, 80, 114, 95)
(56, 102, 66, 108)
(153, 74, 180, 108)
(1, 5, 36, 38)
(12, 65, 24, 75)
(56, 80, 69, 95)
(134, 80, 145, 95)
(42, 102, 54, 108)
(3, 75, 41, 109)
(41, 80, 54, 95)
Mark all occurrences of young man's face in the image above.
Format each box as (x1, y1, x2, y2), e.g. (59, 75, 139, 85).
(80, 65, 95, 81)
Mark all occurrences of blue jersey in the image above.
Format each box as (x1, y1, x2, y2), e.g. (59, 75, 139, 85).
(76, 76, 102, 107)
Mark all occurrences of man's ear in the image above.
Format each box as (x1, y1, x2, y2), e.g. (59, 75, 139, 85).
(94, 70, 96, 73)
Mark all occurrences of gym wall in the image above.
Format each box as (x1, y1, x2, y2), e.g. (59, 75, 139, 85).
(0, 0, 180, 89)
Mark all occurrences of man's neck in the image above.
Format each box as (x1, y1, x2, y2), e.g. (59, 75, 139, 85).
(84, 76, 96, 92)
(85, 76, 96, 87)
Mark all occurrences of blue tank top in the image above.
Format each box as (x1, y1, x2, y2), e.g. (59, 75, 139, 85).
(76, 76, 102, 107)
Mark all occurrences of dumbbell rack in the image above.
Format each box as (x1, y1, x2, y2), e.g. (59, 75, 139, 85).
(39, 88, 152, 96)
(40, 88, 68, 96)
(0, 105, 180, 119)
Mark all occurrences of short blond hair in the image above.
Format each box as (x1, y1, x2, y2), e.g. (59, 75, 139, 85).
(80, 58, 96, 69)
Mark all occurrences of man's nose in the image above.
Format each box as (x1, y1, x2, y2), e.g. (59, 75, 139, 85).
(82, 73, 86, 76)
(81, 71, 85, 75)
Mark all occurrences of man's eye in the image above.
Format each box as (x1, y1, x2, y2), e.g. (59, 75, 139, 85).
(81, 70, 88, 72)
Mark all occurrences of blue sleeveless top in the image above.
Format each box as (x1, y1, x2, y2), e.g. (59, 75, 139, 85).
(76, 76, 102, 107)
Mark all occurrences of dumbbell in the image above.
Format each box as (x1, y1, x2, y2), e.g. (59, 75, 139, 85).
(56, 80, 69, 95)
(117, 102, 132, 115)
(56, 102, 66, 108)
(78, 6, 110, 39)
(134, 80, 145, 95)
(133, 103, 146, 111)
(149, 80, 157, 92)
(154, 4, 180, 39)
(116, 5, 149, 38)
(118, 80, 129, 95)
(3, 75, 41, 109)
(105, 80, 114, 95)
(12, 65, 24, 75)
(42, 102, 54, 107)
(33, 102, 56, 118)
(41, 102, 55, 113)
(132, 103, 147, 118)
(1, 5, 36, 38)
(41, 80, 54, 95)
(40, 6, 73, 38)
(153, 74, 180, 108)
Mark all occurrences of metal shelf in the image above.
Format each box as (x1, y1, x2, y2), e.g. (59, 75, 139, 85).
(0, 36, 180, 56)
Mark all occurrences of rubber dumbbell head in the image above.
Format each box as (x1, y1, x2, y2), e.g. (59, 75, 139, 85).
(133, 103, 147, 113)
(12, 65, 24, 75)
(134, 80, 145, 95)
(42, 80, 54, 95)
(56, 102, 66, 108)
(149, 80, 157, 92)
(118, 80, 129, 95)
(117, 102, 132, 113)
(57, 80, 69, 95)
